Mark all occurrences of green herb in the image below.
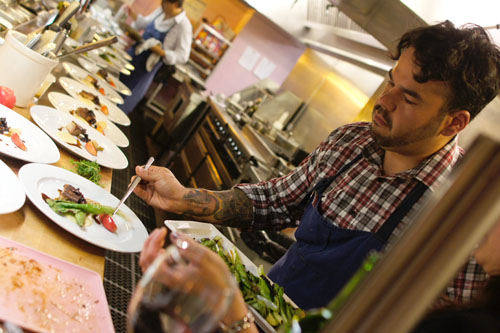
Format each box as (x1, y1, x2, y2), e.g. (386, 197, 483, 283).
(200, 237, 303, 327)
(71, 159, 101, 186)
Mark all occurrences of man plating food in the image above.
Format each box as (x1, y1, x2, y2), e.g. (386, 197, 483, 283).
(133, 21, 500, 310)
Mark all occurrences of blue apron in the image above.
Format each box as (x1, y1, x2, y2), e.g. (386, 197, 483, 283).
(267, 154, 428, 310)
(120, 16, 170, 114)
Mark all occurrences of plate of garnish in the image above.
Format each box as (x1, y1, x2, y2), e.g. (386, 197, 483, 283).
(30, 105, 128, 169)
(77, 56, 132, 96)
(0, 103, 59, 163)
(62, 62, 124, 104)
(59, 76, 131, 126)
(19, 163, 148, 252)
(48, 92, 129, 147)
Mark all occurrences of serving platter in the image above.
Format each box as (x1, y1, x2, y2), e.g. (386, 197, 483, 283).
(62, 61, 124, 104)
(0, 236, 115, 332)
(30, 105, 128, 169)
(59, 76, 131, 126)
(0, 104, 60, 163)
(19, 163, 148, 252)
(48, 92, 129, 148)
(0, 158, 25, 214)
(164, 220, 290, 333)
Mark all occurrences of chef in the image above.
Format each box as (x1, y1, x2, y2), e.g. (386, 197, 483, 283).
(120, 0, 192, 115)
(132, 21, 500, 310)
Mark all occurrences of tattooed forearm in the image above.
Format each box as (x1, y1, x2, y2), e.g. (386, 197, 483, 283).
(180, 188, 253, 227)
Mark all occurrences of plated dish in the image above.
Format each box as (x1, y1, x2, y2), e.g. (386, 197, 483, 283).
(48, 92, 129, 148)
(19, 163, 148, 252)
(78, 56, 132, 96)
(0, 103, 59, 163)
(0, 158, 25, 214)
(30, 105, 128, 169)
(59, 76, 131, 126)
(86, 49, 131, 75)
(62, 61, 124, 104)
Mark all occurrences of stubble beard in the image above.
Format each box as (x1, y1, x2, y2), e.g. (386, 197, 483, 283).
(370, 105, 445, 149)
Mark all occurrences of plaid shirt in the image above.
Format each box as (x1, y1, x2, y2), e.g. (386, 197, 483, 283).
(236, 122, 487, 303)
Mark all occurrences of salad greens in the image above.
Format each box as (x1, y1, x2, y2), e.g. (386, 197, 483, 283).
(46, 199, 114, 227)
(200, 237, 303, 328)
(71, 159, 102, 186)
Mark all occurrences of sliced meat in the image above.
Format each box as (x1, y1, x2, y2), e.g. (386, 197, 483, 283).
(78, 91, 100, 106)
(74, 107, 97, 126)
(66, 121, 86, 136)
(61, 184, 87, 204)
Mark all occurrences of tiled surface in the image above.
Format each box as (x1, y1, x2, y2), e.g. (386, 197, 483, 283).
(106, 109, 157, 333)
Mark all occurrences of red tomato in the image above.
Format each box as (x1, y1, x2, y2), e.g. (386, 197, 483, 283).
(99, 214, 117, 233)
(99, 87, 105, 95)
(0, 86, 16, 109)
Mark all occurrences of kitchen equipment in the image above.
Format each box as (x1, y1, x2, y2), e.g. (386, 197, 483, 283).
(0, 30, 58, 107)
(57, 35, 118, 59)
(113, 156, 154, 215)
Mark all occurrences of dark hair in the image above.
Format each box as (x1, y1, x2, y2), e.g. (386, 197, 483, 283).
(162, 0, 183, 7)
(392, 21, 500, 119)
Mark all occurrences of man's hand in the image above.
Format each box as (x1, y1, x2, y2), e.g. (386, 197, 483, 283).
(133, 165, 187, 213)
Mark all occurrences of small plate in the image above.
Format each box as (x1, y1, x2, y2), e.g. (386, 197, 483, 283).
(0, 159, 25, 214)
(19, 163, 149, 252)
(30, 105, 128, 169)
(62, 61, 124, 104)
(48, 92, 129, 148)
(59, 76, 131, 126)
(0, 104, 60, 163)
(78, 57, 132, 96)
(0, 236, 115, 332)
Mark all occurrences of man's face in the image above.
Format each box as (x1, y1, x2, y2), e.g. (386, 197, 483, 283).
(371, 47, 452, 154)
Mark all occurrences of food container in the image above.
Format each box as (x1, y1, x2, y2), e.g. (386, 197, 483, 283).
(0, 30, 58, 107)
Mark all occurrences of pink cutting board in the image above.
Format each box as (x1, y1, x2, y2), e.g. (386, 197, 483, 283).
(0, 236, 115, 332)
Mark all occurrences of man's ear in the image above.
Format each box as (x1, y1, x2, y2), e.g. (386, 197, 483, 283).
(440, 110, 471, 136)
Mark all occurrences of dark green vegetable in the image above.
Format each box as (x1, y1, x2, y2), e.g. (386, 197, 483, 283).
(71, 159, 101, 186)
(46, 199, 114, 215)
(200, 236, 303, 327)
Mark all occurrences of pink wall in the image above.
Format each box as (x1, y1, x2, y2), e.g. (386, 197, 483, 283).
(204, 13, 306, 96)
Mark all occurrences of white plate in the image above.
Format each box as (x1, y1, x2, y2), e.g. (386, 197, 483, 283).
(30, 105, 128, 169)
(59, 76, 131, 126)
(102, 46, 135, 71)
(78, 57, 132, 96)
(0, 104, 60, 163)
(48, 92, 129, 148)
(62, 62, 124, 104)
(19, 163, 148, 252)
(0, 159, 25, 214)
(109, 44, 132, 61)
(87, 49, 131, 75)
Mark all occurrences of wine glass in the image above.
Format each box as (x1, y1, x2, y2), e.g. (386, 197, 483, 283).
(127, 244, 235, 333)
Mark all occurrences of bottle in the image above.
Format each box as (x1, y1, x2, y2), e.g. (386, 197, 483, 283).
(280, 251, 381, 332)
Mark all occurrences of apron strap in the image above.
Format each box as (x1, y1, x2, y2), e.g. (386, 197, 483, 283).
(374, 181, 428, 243)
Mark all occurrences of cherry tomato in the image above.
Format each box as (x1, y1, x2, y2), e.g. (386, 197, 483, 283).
(99, 213, 117, 233)
(0, 86, 16, 109)
(99, 87, 105, 95)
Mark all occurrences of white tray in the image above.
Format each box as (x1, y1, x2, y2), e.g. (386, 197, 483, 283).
(164, 220, 284, 333)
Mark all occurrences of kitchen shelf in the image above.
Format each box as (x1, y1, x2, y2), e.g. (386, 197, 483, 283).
(189, 22, 232, 80)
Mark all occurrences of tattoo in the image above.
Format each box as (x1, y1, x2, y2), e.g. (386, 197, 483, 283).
(181, 188, 253, 227)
